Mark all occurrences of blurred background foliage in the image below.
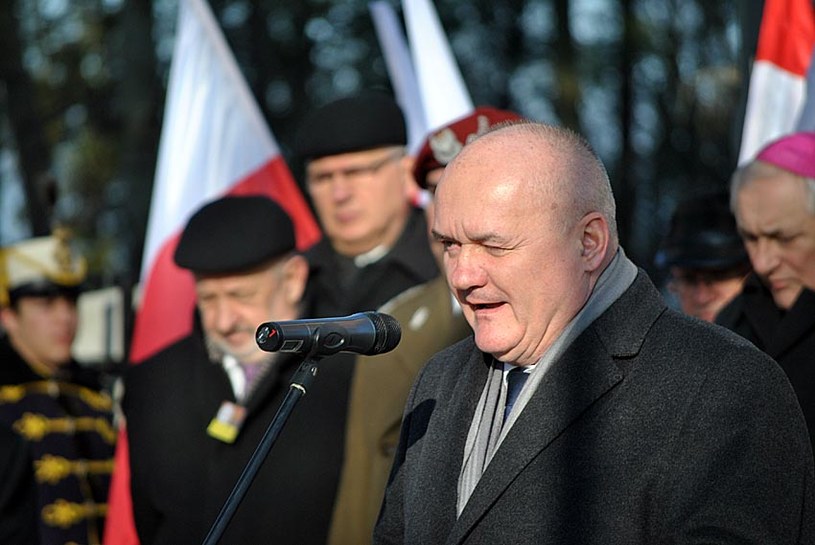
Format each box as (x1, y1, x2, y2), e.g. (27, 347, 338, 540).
(0, 0, 763, 289)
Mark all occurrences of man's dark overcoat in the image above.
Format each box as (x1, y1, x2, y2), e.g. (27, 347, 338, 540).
(374, 272, 814, 545)
(303, 207, 438, 318)
(716, 274, 815, 455)
(123, 322, 354, 545)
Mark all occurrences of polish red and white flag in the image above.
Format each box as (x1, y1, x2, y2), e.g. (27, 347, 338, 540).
(738, 0, 815, 163)
(402, 0, 474, 133)
(370, 0, 474, 207)
(104, 0, 319, 542)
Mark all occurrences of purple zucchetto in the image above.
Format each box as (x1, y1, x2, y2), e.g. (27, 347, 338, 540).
(755, 131, 815, 178)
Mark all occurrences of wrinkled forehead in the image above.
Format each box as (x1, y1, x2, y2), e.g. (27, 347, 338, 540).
(736, 172, 812, 216)
(435, 169, 541, 244)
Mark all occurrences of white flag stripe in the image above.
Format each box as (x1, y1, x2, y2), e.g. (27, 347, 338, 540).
(402, 0, 474, 132)
(141, 0, 278, 279)
(369, 1, 427, 153)
(739, 61, 808, 164)
(184, 0, 276, 149)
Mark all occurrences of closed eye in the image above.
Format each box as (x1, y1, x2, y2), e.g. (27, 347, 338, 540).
(777, 233, 800, 244)
(484, 244, 511, 256)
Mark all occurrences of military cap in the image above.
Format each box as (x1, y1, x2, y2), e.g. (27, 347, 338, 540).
(174, 195, 296, 274)
(293, 91, 407, 161)
(0, 228, 87, 306)
(412, 107, 524, 188)
(655, 191, 750, 271)
(755, 131, 815, 179)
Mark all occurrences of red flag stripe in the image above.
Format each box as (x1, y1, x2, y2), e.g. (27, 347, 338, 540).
(755, 0, 815, 75)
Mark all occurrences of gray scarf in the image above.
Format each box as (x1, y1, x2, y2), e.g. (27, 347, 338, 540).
(456, 249, 638, 515)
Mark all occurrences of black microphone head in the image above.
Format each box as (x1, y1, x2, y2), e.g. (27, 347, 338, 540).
(365, 311, 401, 355)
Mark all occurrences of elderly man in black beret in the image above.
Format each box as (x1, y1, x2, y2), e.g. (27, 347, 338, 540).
(294, 91, 438, 318)
(121, 195, 355, 545)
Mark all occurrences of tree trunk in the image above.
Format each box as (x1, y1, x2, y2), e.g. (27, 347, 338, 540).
(0, 0, 52, 236)
(110, 0, 161, 275)
(615, 0, 635, 251)
(554, 0, 581, 131)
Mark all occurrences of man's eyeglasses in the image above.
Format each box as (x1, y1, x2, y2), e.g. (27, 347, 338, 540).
(307, 149, 404, 187)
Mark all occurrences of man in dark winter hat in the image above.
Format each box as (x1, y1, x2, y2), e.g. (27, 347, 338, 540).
(294, 91, 438, 318)
(328, 107, 523, 545)
(655, 190, 751, 322)
(121, 195, 354, 545)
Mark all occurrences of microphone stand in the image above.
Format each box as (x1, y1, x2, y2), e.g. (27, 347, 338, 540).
(201, 348, 322, 545)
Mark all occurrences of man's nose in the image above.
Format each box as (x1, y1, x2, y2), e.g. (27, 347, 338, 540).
(749, 238, 778, 276)
(53, 297, 77, 322)
(212, 300, 238, 332)
(447, 246, 486, 291)
(689, 282, 717, 304)
(329, 175, 353, 201)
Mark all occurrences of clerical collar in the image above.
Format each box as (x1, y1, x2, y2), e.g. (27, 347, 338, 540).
(353, 244, 389, 267)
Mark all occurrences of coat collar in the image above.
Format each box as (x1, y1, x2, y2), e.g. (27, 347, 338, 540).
(769, 288, 815, 356)
(305, 207, 437, 281)
(739, 274, 815, 359)
(444, 272, 665, 544)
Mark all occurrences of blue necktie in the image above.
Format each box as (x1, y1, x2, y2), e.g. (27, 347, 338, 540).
(504, 367, 529, 422)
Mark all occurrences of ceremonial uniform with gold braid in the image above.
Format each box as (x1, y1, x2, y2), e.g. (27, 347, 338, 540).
(0, 338, 115, 545)
(0, 230, 114, 545)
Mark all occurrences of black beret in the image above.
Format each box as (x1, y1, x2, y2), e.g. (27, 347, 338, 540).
(294, 91, 407, 161)
(655, 191, 750, 271)
(174, 195, 296, 274)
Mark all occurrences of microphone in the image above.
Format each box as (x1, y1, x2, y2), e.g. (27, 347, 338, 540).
(256, 311, 402, 357)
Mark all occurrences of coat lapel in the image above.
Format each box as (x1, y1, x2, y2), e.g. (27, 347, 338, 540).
(446, 337, 623, 544)
(444, 272, 664, 544)
(409, 346, 491, 542)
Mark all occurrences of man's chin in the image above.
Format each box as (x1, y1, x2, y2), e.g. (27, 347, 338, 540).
(771, 286, 803, 311)
(473, 334, 510, 362)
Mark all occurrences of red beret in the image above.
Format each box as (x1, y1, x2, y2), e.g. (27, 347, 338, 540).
(412, 107, 524, 188)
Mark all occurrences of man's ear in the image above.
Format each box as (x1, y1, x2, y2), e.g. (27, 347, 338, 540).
(580, 212, 610, 272)
(281, 254, 309, 305)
